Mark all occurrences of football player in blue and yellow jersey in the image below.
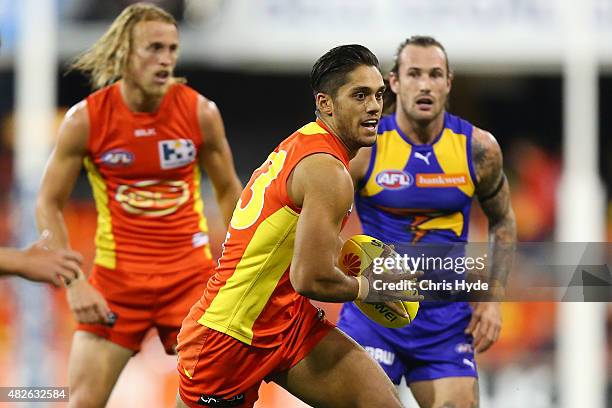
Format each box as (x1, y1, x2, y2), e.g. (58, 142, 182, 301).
(337, 36, 516, 407)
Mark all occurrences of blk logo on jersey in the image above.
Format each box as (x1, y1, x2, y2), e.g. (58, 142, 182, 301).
(159, 139, 196, 169)
(376, 170, 413, 190)
(100, 149, 134, 167)
(134, 128, 156, 137)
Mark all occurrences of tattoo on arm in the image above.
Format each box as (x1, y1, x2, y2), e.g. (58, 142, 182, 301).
(472, 130, 517, 294)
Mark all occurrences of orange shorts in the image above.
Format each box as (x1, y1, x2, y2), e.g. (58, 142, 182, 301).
(176, 305, 334, 407)
(77, 264, 212, 354)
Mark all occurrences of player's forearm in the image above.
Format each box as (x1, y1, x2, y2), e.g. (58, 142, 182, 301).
(291, 266, 359, 303)
(487, 209, 516, 297)
(35, 202, 71, 249)
(0, 247, 24, 276)
(214, 178, 242, 227)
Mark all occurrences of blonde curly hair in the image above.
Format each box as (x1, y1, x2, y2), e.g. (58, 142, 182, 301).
(69, 2, 177, 89)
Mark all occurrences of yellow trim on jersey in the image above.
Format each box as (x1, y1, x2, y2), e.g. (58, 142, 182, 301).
(297, 122, 326, 135)
(192, 165, 212, 260)
(83, 157, 116, 269)
(199, 205, 299, 345)
(183, 368, 193, 379)
(362, 130, 412, 197)
(433, 129, 475, 197)
(418, 212, 464, 237)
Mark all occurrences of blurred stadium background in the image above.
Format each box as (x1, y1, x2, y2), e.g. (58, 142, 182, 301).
(0, 0, 610, 407)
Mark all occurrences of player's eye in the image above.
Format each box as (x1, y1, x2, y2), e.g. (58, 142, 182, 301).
(375, 91, 384, 100)
(354, 92, 366, 101)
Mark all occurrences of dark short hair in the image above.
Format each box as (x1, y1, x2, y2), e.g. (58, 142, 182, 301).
(390, 35, 450, 75)
(310, 44, 381, 98)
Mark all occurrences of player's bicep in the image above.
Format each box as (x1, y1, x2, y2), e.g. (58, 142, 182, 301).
(290, 155, 353, 285)
(38, 102, 89, 208)
(472, 128, 512, 223)
(197, 97, 240, 191)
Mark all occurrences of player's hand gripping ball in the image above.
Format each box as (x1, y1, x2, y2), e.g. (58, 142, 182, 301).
(339, 234, 419, 328)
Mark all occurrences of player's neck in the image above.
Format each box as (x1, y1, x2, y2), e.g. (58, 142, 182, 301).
(316, 112, 357, 159)
(119, 80, 165, 113)
(396, 109, 445, 145)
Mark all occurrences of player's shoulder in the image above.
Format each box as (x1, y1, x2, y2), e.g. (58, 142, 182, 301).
(291, 152, 353, 207)
(470, 125, 503, 185)
(472, 126, 501, 159)
(63, 100, 89, 129)
(54, 100, 89, 151)
(189, 88, 220, 123)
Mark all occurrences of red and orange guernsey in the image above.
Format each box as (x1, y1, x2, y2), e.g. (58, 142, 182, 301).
(194, 119, 349, 347)
(85, 82, 214, 274)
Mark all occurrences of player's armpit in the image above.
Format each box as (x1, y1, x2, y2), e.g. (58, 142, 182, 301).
(197, 96, 242, 227)
(289, 154, 359, 303)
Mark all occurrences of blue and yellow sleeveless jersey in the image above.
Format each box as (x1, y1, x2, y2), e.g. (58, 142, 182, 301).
(356, 112, 477, 246)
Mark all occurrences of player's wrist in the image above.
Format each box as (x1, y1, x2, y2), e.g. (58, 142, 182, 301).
(3, 248, 27, 276)
(354, 275, 369, 301)
(65, 273, 86, 289)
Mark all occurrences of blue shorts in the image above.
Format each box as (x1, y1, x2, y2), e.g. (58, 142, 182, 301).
(337, 302, 477, 385)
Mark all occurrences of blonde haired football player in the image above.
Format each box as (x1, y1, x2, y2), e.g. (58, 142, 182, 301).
(36, 3, 242, 406)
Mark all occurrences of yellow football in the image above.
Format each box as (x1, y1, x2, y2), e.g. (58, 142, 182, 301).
(339, 234, 419, 328)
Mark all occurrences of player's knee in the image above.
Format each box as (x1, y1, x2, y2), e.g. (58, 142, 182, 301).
(352, 383, 402, 408)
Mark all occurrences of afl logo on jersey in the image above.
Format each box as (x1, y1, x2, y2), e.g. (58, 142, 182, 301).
(376, 170, 413, 190)
(101, 149, 134, 167)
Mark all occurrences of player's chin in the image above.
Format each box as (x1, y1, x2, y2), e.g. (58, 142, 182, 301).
(357, 126, 378, 146)
(413, 108, 439, 122)
(147, 82, 169, 97)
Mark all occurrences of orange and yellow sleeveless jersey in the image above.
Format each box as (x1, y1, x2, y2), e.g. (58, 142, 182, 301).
(192, 119, 349, 347)
(84, 82, 214, 274)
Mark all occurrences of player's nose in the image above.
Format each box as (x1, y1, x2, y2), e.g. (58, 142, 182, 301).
(365, 95, 382, 116)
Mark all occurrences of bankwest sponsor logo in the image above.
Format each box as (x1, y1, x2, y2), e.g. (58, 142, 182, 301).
(376, 170, 413, 190)
(416, 173, 467, 187)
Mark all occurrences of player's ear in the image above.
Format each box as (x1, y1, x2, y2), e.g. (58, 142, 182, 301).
(315, 92, 333, 116)
(388, 72, 400, 94)
(447, 70, 453, 92)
